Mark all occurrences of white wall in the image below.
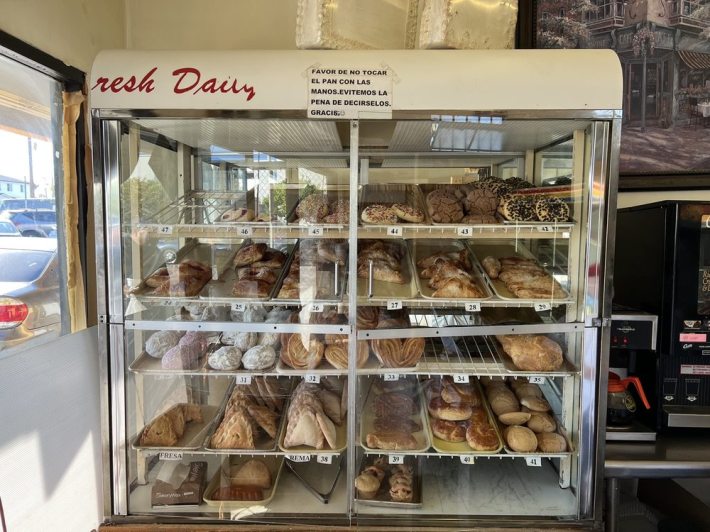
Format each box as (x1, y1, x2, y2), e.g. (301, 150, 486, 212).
(0, 0, 125, 73)
(124, 0, 298, 50)
(0, 327, 102, 532)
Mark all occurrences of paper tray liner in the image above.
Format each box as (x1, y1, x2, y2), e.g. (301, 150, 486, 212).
(203, 455, 284, 509)
(359, 378, 430, 453)
(469, 242, 572, 302)
(132, 405, 219, 451)
(408, 239, 492, 300)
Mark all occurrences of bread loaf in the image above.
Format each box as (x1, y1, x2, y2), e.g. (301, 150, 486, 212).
(504, 425, 538, 453)
(496, 334, 564, 372)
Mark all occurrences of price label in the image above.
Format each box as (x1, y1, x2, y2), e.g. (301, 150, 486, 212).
(537, 225, 554, 233)
(236, 374, 252, 385)
(159, 225, 173, 235)
(525, 456, 542, 467)
(159, 451, 183, 461)
(317, 454, 335, 464)
(453, 374, 470, 384)
(534, 302, 552, 312)
(311, 303, 324, 313)
(457, 226, 473, 237)
(562, 232, 571, 239)
(231, 302, 246, 312)
(388, 454, 405, 465)
(465, 302, 481, 312)
(528, 376, 546, 385)
(387, 226, 403, 237)
(383, 373, 400, 381)
(460, 455, 475, 465)
(387, 300, 403, 311)
(286, 454, 311, 463)
(308, 226, 324, 237)
(212, 266, 219, 279)
(237, 226, 253, 237)
(305, 374, 321, 384)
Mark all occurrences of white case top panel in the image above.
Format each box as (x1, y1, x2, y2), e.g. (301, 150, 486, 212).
(90, 49, 622, 112)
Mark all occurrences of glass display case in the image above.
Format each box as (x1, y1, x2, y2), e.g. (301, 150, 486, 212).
(91, 50, 622, 527)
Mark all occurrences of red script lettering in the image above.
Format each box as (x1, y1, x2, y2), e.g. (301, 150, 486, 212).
(92, 67, 157, 93)
(172, 67, 255, 101)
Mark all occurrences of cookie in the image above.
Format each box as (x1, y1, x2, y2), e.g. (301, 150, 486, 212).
(426, 189, 464, 223)
(498, 196, 537, 222)
(535, 197, 570, 222)
(362, 204, 398, 224)
(296, 193, 329, 223)
(392, 203, 425, 223)
(505, 177, 534, 190)
(463, 187, 499, 215)
(478, 177, 512, 198)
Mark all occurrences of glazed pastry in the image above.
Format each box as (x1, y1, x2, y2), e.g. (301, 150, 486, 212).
(370, 337, 425, 368)
(233, 243, 268, 267)
(355, 472, 380, 499)
(496, 334, 564, 372)
(481, 256, 502, 279)
(220, 208, 255, 222)
(534, 196, 570, 222)
(296, 193, 329, 223)
(356, 307, 379, 330)
(431, 419, 467, 442)
(280, 333, 325, 370)
(237, 266, 278, 284)
(251, 249, 286, 269)
(229, 459, 272, 489)
(497, 196, 537, 222)
(361, 204, 398, 224)
(232, 279, 272, 298)
(427, 396, 472, 421)
(465, 420, 500, 451)
(210, 407, 256, 449)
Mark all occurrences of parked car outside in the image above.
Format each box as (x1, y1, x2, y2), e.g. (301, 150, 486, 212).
(0, 220, 21, 236)
(0, 236, 61, 355)
(1, 209, 57, 237)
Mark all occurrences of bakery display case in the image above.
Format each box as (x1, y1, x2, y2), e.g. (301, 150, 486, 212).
(91, 49, 621, 527)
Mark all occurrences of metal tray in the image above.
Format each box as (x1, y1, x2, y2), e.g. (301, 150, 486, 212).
(199, 239, 296, 303)
(130, 243, 237, 301)
(356, 240, 418, 301)
(359, 379, 430, 454)
(131, 405, 219, 451)
(423, 378, 503, 456)
(408, 239, 492, 300)
(469, 242, 573, 302)
(358, 184, 431, 226)
(272, 240, 348, 304)
(354, 456, 422, 509)
(203, 455, 285, 509)
(128, 351, 211, 374)
(285, 452, 345, 504)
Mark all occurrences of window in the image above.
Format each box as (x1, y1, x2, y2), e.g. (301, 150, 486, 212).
(0, 52, 68, 356)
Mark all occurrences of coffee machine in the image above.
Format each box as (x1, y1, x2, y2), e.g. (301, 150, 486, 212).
(607, 311, 657, 441)
(615, 201, 710, 431)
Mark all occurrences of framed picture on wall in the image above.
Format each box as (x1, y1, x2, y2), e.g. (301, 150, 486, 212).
(530, 1, 710, 189)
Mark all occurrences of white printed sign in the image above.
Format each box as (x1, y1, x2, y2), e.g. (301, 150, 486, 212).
(307, 67, 393, 119)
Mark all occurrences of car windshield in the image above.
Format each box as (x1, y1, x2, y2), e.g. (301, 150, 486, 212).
(0, 249, 52, 282)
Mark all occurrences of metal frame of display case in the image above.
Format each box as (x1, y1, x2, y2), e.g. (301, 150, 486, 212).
(91, 49, 621, 529)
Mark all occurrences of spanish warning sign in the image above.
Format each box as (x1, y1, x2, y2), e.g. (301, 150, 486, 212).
(307, 66, 393, 119)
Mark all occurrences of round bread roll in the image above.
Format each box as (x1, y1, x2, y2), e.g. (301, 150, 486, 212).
(510, 382, 543, 399)
(488, 389, 520, 416)
(536, 432, 567, 453)
(427, 396, 473, 421)
(527, 411, 557, 433)
(431, 419, 467, 442)
(480, 376, 507, 389)
(356, 307, 379, 330)
(519, 396, 551, 412)
(504, 425, 538, 453)
(355, 472, 380, 500)
(498, 411, 532, 426)
(465, 420, 500, 451)
(241, 345, 276, 370)
(208, 346, 243, 371)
